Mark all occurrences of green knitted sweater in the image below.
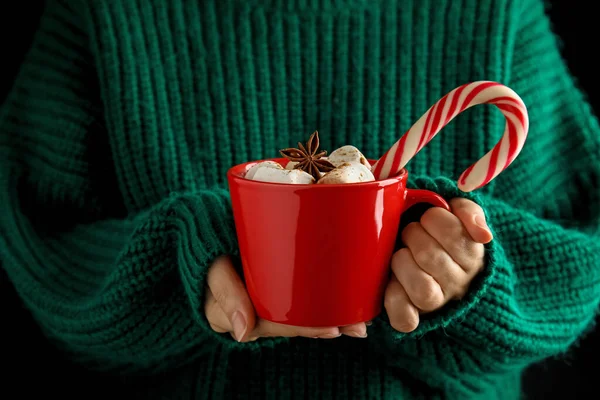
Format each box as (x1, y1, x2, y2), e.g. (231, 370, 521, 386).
(2, 0, 600, 398)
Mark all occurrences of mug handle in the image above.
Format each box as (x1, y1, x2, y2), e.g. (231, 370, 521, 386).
(402, 189, 450, 213)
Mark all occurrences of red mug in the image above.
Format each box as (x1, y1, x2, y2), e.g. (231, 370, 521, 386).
(227, 158, 450, 327)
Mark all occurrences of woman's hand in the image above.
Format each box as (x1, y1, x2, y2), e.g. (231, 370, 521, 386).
(206, 255, 351, 342)
(385, 198, 493, 333)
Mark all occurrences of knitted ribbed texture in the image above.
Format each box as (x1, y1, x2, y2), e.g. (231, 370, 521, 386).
(1, 0, 600, 398)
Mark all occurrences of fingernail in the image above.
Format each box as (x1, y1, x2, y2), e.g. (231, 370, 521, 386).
(231, 311, 247, 342)
(474, 215, 490, 232)
(365, 321, 373, 326)
(348, 331, 368, 338)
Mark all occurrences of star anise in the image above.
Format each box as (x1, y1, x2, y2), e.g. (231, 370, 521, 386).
(280, 131, 336, 181)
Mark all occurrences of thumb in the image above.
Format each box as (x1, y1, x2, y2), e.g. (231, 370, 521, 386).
(449, 198, 493, 244)
(207, 255, 256, 342)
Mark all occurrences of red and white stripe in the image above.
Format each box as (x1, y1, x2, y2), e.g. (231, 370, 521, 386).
(371, 81, 529, 192)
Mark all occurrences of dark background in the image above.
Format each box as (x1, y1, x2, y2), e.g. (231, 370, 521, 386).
(1, 1, 598, 398)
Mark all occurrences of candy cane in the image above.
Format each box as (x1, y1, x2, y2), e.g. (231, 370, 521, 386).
(371, 81, 529, 192)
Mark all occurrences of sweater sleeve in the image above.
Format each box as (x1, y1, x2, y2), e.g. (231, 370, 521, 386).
(0, 0, 281, 375)
(373, 0, 600, 378)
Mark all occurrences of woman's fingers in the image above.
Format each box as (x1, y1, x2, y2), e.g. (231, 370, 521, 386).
(249, 321, 341, 340)
(339, 322, 368, 338)
(384, 273, 420, 333)
(206, 255, 257, 342)
(205, 256, 343, 341)
(204, 288, 231, 333)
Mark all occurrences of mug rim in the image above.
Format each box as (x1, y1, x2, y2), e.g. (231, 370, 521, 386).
(227, 157, 408, 188)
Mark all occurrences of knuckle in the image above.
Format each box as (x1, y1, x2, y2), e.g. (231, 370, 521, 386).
(453, 237, 483, 263)
(420, 207, 445, 227)
(412, 248, 439, 268)
(391, 248, 411, 272)
(212, 289, 230, 310)
(391, 313, 419, 333)
(448, 232, 468, 254)
(384, 285, 404, 312)
(412, 277, 445, 311)
(401, 222, 420, 241)
(449, 221, 469, 241)
(450, 197, 476, 211)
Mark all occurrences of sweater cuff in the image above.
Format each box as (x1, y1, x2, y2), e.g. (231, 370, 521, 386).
(169, 189, 287, 350)
(373, 175, 499, 339)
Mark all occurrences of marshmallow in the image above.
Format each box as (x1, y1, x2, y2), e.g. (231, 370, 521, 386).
(318, 162, 375, 184)
(245, 161, 283, 180)
(285, 161, 299, 170)
(328, 146, 371, 169)
(252, 166, 315, 184)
